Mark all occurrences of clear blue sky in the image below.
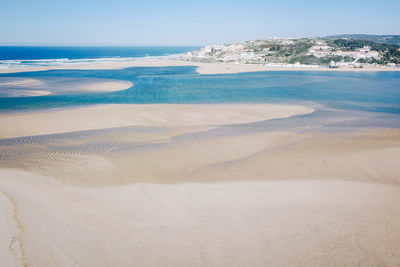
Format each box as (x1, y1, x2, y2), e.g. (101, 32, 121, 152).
(1, 0, 399, 45)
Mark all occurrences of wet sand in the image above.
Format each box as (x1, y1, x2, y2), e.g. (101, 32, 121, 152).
(0, 78, 42, 87)
(0, 77, 132, 97)
(0, 105, 400, 265)
(0, 78, 50, 97)
(0, 104, 312, 139)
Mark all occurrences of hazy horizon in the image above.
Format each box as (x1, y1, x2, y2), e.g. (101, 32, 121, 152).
(2, 0, 400, 46)
(1, 33, 399, 47)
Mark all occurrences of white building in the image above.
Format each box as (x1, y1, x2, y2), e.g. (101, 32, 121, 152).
(333, 50, 379, 59)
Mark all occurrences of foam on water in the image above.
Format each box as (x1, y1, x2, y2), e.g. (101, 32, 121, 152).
(0, 55, 183, 69)
(0, 46, 199, 69)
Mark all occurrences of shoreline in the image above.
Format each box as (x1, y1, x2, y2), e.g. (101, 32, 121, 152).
(0, 56, 400, 266)
(80, 80, 133, 92)
(0, 58, 399, 75)
(0, 77, 133, 97)
(0, 103, 313, 139)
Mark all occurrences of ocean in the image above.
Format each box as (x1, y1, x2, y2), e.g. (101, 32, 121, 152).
(0, 46, 199, 69)
(0, 46, 399, 125)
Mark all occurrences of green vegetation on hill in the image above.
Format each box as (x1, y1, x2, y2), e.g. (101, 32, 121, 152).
(325, 34, 400, 46)
(329, 39, 400, 64)
(289, 55, 343, 65)
(185, 35, 400, 66)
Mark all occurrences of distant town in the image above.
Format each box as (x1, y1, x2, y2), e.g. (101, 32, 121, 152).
(181, 35, 400, 69)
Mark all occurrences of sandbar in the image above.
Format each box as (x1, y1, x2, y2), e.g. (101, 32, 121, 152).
(0, 78, 42, 87)
(0, 58, 399, 75)
(0, 104, 313, 139)
(81, 80, 133, 92)
(0, 105, 399, 266)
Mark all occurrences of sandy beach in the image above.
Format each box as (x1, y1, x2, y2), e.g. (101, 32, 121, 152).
(0, 104, 312, 139)
(1, 58, 399, 75)
(0, 103, 399, 266)
(0, 114, 399, 266)
(0, 64, 399, 266)
(1, 168, 400, 266)
(0, 77, 132, 97)
(2, 0, 400, 263)
(81, 80, 133, 92)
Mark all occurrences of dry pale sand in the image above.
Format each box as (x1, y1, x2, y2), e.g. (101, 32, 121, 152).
(7, 127, 399, 187)
(81, 81, 133, 92)
(15, 90, 52, 97)
(0, 169, 400, 266)
(0, 58, 399, 75)
(101, 130, 400, 185)
(0, 104, 313, 139)
(0, 188, 22, 267)
(0, 103, 400, 266)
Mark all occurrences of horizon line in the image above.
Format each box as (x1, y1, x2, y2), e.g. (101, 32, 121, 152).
(1, 33, 399, 47)
(0, 43, 205, 47)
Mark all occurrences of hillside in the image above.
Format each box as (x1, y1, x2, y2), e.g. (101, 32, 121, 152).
(325, 34, 400, 46)
(182, 36, 400, 68)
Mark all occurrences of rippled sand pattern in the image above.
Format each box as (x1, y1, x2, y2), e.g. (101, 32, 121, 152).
(0, 126, 171, 167)
(1, 117, 399, 186)
(0, 103, 400, 266)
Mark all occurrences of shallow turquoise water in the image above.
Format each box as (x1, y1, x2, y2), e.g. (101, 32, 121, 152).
(0, 67, 399, 115)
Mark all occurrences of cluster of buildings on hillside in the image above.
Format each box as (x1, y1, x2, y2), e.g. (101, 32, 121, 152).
(182, 43, 257, 64)
(181, 38, 399, 69)
(307, 41, 379, 59)
(182, 38, 298, 64)
(308, 41, 381, 68)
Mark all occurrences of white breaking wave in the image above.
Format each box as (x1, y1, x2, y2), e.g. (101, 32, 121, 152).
(0, 54, 182, 69)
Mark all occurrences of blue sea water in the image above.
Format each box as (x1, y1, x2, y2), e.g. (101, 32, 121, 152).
(0, 46, 199, 68)
(1, 67, 400, 115)
(0, 47, 399, 116)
